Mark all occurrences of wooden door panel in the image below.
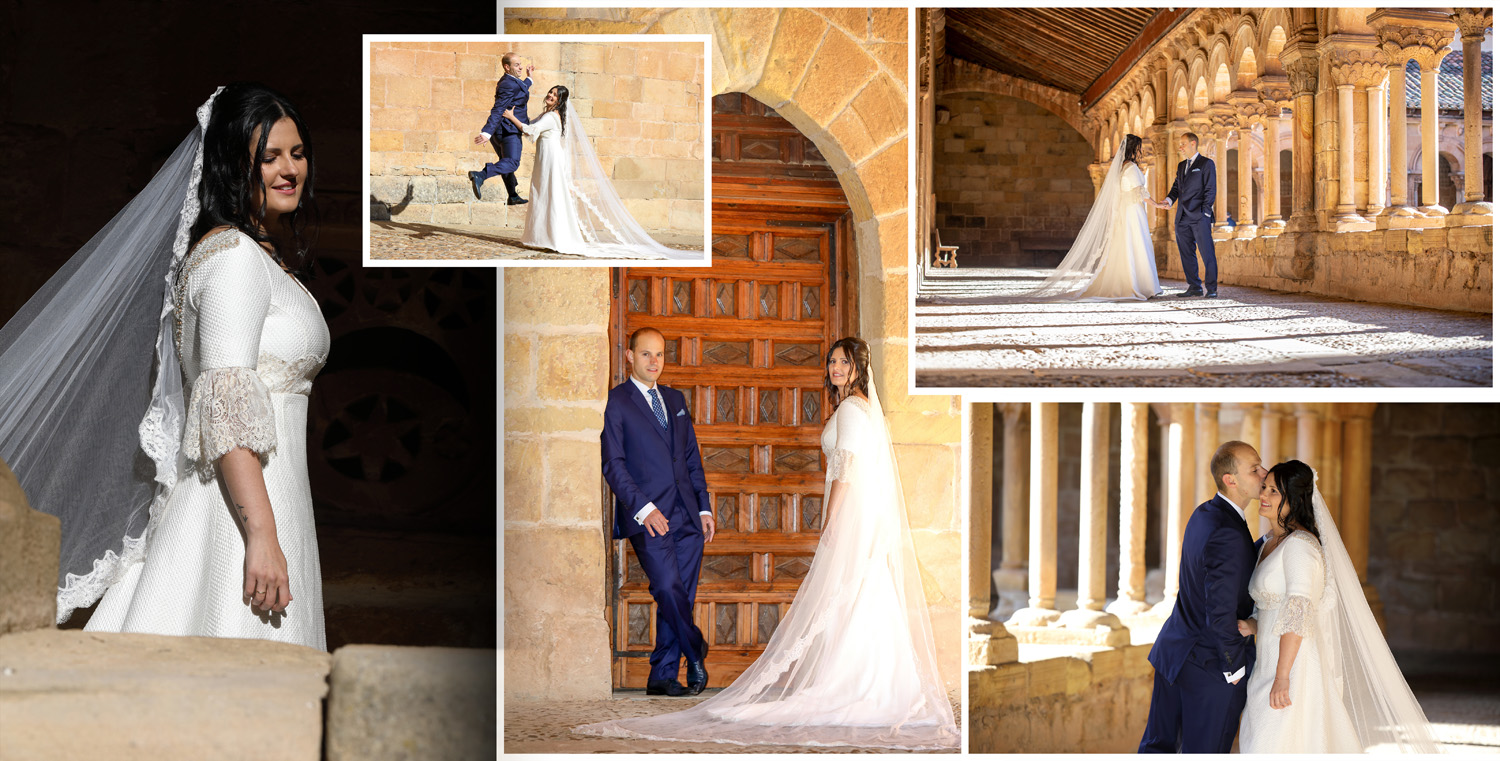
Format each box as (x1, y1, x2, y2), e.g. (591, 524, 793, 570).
(608, 93, 852, 690)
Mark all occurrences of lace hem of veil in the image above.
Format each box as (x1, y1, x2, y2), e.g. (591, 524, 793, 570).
(53, 87, 223, 623)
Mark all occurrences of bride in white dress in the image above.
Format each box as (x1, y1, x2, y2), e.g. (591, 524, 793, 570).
(499, 85, 700, 261)
(574, 337, 959, 750)
(1236, 460, 1438, 753)
(923, 133, 1162, 303)
(0, 83, 328, 650)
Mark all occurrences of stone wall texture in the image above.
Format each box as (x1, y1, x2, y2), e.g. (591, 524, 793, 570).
(1154, 225, 1493, 312)
(369, 39, 706, 235)
(1369, 402, 1500, 655)
(934, 94, 1096, 268)
(502, 8, 963, 694)
(969, 644, 1155, 753)
(0, 458, 59, 635)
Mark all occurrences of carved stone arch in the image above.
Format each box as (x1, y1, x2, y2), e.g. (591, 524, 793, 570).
(1208, 36, 1235, 101)
(1230, 17, 1263, 84)
(1258, 8, 1293, 75)
(940, 58, 1088, 139)
(1169, 63, 1192, 120)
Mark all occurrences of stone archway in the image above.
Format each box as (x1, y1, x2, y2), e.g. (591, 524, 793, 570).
(501, 8, 962, 702)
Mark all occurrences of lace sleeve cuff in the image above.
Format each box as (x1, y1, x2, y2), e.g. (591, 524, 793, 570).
(827, 449, 856, 483)
(182, 366, 277, 472)
(1125, 185, 1151, 204)
(1271, 594, 1315, 638)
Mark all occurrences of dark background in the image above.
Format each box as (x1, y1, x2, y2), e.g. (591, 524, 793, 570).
(1, 0, 498, 651)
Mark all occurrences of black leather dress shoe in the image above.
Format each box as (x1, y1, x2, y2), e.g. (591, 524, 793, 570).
(1205, 290, 1219, 299)
(1176, 287, 1204, 298)
(507, 196, 529, 206)
(685, 659, 708, 695)
(467, 171, 483, 200)
(646, 679, 688, 696)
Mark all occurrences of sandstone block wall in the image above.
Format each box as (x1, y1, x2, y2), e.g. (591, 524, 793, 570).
(934, 94, 1095, 268)
(1155, 226, 1493, 313)
(0, 458, 59, 635)
(503, 268, 614, 701)
(1369, 403, 1500, 654)
(969, 644, 1155, 752)
(370, 40, 705, 236)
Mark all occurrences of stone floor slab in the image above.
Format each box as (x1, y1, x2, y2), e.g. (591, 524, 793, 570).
(916, 269, 1492, 387)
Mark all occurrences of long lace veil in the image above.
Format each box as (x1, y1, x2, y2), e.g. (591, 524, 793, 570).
(574, 381, 958, 749)
(920, 143, 1132, 304)
(0, 88, 221, 622)
(1310, 472, 1439, 753)
(559, 106, 702, 261)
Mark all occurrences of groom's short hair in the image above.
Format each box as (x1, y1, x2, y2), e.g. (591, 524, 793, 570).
(1182, 131, 1199, 147)
(502, 52, 519, 68)
(629, 326, 664, 350)
(1211, 441, 1252, 492)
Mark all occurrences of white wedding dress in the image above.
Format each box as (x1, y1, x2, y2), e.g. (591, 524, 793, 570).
(1238, 477, 1439, 754)
(516, 107, 699, 260)
(1076, 162, 1161, 300)
(1239, 531, 1360, 752)
(85, 228, 330, 650)
(574, 388, 958, 750)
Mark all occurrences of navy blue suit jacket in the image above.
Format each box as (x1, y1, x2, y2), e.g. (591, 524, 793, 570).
(1165, 154, 1217, 226)
(601, 381, 712, 541)
(484, 74, 530, 137)
(1147, 494, 1256, 685)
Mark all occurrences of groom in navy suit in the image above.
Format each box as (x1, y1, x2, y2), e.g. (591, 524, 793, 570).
(1140, 440, 1265, 753)
(1159, 132, 1219, 298)
(601, 327, 715, 697)
(469, 52, 531, 205)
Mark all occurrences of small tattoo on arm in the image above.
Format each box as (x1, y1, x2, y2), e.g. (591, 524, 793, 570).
(235, 502, 248, 526)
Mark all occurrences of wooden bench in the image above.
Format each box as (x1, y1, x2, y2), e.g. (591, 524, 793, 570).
(933, 229, 959, 268)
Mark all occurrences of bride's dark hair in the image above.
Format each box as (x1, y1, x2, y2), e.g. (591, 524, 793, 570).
(1122, 134, 1142, 165)
(191, 82, 318, 276)
(550, 85, 570, 138)
(824, 336, 871, 409)
(1267, 459, 1320, 542)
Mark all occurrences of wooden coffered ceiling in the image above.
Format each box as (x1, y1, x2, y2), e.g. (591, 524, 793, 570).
(944, 8, 1163, 96)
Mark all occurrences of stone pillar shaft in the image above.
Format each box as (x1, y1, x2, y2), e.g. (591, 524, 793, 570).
(997, 405, 1028, 590)
(1197, 403, 1221, 506)
(1008, 402, 1061, 627)
(1387, 63, 1410, 208)
(1419, 61, 1444, 212)
(1237, 125, 1255, 229)
(1109, 403, 1151, 617)
(1159, 403, 1196, 609)
(1214, 132, 1230, 227)
(967, 403, 995, 621)
(1366, 81, 1386, 214)
(1264, 115, 1284, 225)
(1289, 87, 1317, 228)
(1077, 403, 1110, 610)
(1460, 36, 1482, 202)
(1336, 84, 1360, 217)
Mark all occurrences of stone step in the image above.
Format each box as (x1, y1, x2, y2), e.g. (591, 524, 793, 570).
(0, 629, 330, 761)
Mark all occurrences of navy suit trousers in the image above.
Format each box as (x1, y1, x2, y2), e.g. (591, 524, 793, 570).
(627, 500, 706, 683)
(1175, 213, 1218, 291)
(1139, 656, 1247, 753)
(481, 132, 523, 182)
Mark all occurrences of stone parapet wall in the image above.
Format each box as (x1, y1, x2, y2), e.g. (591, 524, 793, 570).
(969, 644, 1155, 753)
(1369, 403, 1500, 654)
(370, 40, 705, 236)
(1154, 227, 1493, 313)
(934, 94, 1095, 269)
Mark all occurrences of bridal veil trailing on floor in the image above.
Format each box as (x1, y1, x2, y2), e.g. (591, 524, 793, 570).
(520, 106, 701, 261)
(573, 383, 959, 750)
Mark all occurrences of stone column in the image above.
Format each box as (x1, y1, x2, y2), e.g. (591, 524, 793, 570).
(1196, 402, 1221, 505)
(1449, 8, 1493, 225)
(968, 403, 1018, 666)
(1326, 48, 1384, 230)
(1417, 48, 1452, 217)
(1364, 75, 1387, 216)
(1149, 122, 1171, 248)
(1208, 111, 1235, 236)
(1236, 404, 1265, 542)
(1295, 403, 1321, 466)
(1229, 94, 1261, 237)
(1164, 121, 1187, 248)
(1320, 411, 1344, 523)
(1088, 162, 1110, 194)
(1338, 403, 1385, 627)
(1009, 402, 1060, 626)
(1060, 403, 1126, 635)
(1279, 43, 1319, 231)
(1259, 403, 1282, 468)
(1254, 77, 1292, 236)
(1154, 402, 1196, 615)
(1108, 403, 1152, 618)
(1377, 50, 1420, 227)
(996, 404, 1029, 592)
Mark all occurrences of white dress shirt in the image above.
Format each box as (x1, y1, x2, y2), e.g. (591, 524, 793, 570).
(479, 73, 528, 142)
(628, 375, 712, 526)
(1217, 491, 1248, 684)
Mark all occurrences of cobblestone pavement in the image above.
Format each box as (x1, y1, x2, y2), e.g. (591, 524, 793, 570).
(368, 221, 703, 261)
(915, 268, 1492, 388)
(503, 690, 961, 753)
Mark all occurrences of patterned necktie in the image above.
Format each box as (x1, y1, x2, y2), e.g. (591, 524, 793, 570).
(649, 388, 668, 430)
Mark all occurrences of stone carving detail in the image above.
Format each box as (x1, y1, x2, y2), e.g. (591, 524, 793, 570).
(1453, 8, 1493, 40)
(1329, 49, 1392, 88)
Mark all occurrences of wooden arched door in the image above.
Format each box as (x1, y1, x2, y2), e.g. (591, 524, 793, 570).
(607, 93, 855, 688)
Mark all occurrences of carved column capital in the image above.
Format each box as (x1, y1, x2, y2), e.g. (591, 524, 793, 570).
(1328, 48, 1390, 88)
(1279, 42, 1320, 95)
(1453, 8, 1493, 41)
